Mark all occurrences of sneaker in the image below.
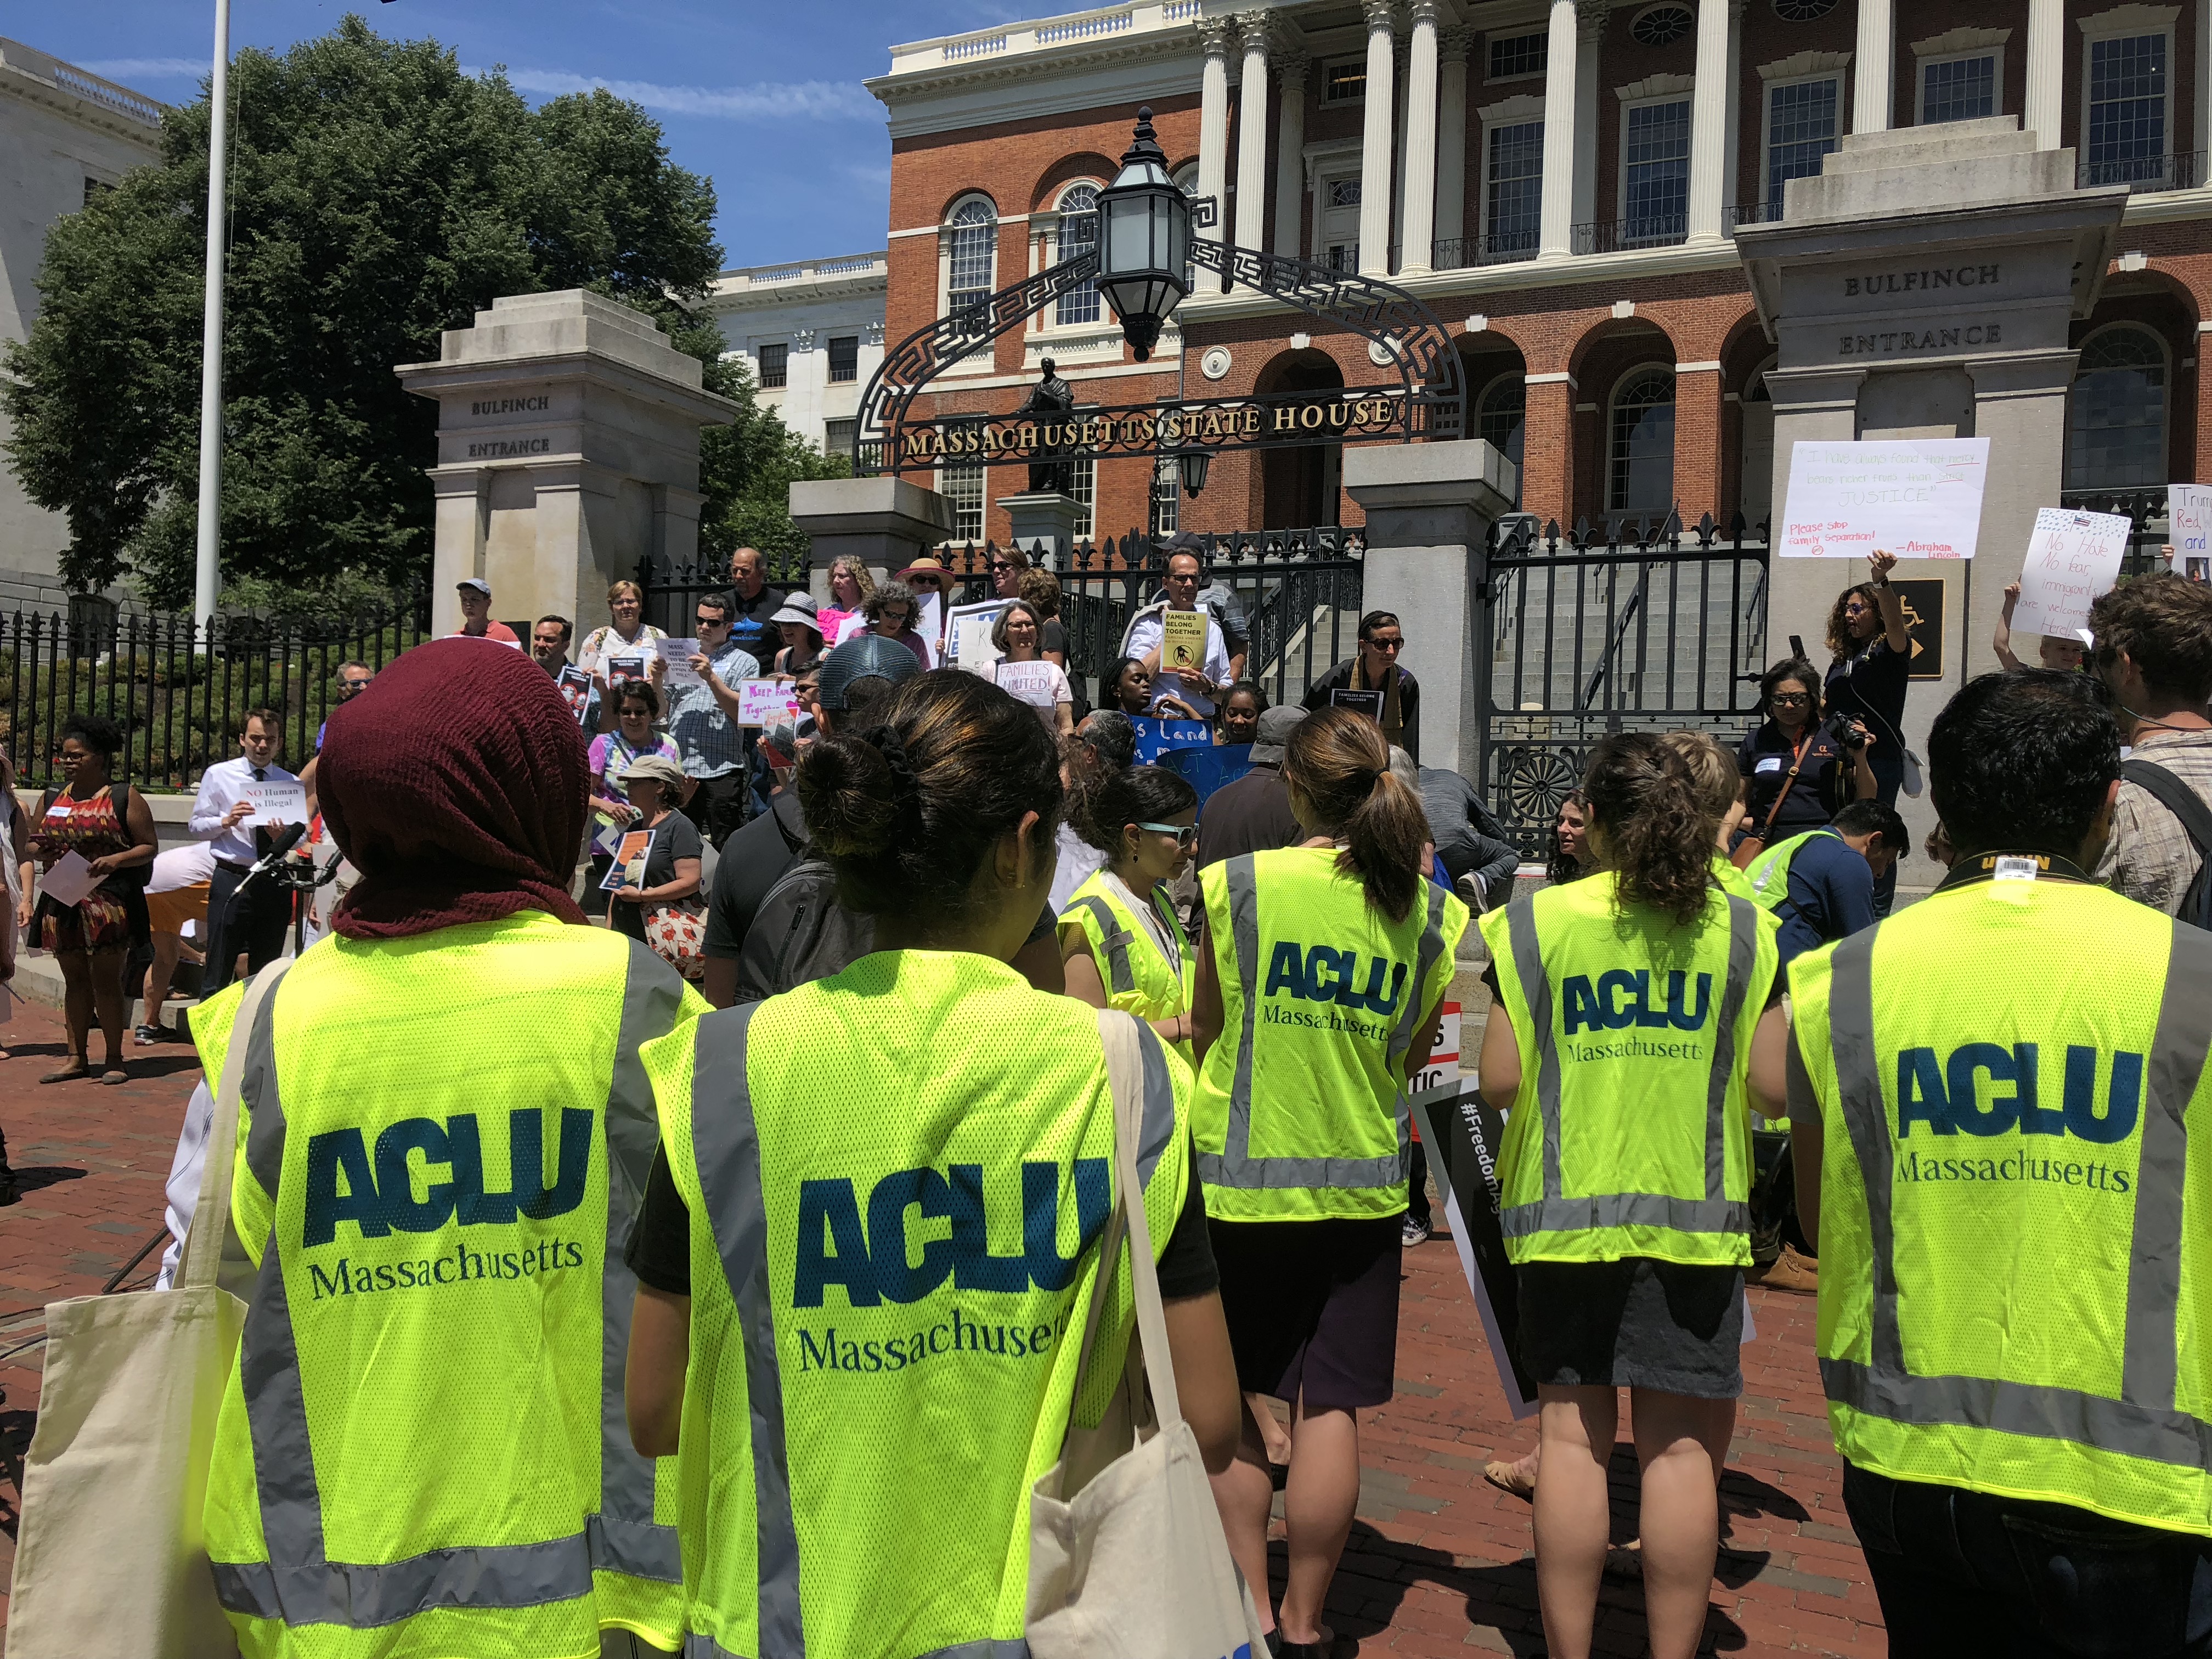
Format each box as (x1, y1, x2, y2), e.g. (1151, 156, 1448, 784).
(1401, 1214, 1431, 1246)
(134, 1024, 165, 1046)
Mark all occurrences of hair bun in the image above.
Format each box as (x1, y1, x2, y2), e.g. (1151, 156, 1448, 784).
(797, 734, 900, 858)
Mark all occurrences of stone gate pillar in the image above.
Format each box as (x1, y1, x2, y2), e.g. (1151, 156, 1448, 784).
(788, 477, 954, 599)
(1343, 438, 1518, 780)
(396, 290, 738, 636)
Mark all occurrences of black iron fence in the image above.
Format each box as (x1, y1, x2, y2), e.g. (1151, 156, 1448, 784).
(1, 594, 432, 792)
(1478, 511, 1771, 859)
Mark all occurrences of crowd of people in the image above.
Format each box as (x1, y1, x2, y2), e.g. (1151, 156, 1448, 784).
(8, 531, 2212, 1659)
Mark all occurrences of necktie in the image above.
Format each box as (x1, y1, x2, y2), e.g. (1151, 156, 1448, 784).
(252, 768, 272, 858)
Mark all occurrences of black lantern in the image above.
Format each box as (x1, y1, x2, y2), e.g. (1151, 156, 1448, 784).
(1178, 447, 1212, 498)
(1097, 107, 1190, 361)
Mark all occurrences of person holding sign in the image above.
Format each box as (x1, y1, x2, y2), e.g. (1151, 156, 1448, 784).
(602, 754, 704, 976)
(1122, 550, 1234, 718)
(588, 684, 681, 918)
(1821, 553, 1911, 859)
(577, 579, 666, 680)
(1060, 765, 1199, 1062)
(663, 591, 763, 851)
(26, 713, 158, 1084)
(862, 579, 936, 669)
(985, 599, 1074, 735)
(1192, 707, 1468, 1655)
(1476, 733, 1782, 1659)
(1995, 582, 2089, 672)
(1302, 612, 1420, 761)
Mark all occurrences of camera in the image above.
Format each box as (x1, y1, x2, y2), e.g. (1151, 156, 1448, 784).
(1831, 715, 1870, 753)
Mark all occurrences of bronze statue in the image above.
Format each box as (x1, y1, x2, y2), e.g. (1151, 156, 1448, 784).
(1015, 358, 1077, 494)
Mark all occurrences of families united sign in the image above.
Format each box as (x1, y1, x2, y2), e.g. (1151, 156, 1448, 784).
(1779, 438, 1990, 560)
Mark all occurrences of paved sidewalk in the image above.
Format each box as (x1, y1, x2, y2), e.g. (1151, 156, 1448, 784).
(0, 996, 1886, 1654)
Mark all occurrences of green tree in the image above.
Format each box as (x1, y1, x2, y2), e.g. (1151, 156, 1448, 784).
(3, 15, 828, 607)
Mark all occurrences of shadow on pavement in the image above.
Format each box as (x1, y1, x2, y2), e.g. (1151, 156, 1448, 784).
(0, 1167, 86, 1205)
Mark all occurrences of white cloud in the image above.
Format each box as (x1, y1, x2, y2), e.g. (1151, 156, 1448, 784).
(78, 57, 208, 80)
(492, 67, 878, 121)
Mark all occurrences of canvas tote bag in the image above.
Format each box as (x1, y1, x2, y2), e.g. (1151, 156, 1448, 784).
(1026, 1009, 1270, 1659)
(7, 961, 290, 1659)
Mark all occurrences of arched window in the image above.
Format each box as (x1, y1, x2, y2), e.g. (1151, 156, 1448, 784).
(2067, 325, 2168, 489)
(1477, 374, 1526, 506)
(1609, 366, 1676, 514)
(946, 197, 997, 321)
(1055, 183, 1102, 326)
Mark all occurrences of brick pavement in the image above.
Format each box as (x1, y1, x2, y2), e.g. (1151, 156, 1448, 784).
(0, 996, 1887, 1655)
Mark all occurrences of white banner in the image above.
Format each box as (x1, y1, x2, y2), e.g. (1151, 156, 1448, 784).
(2011, 507, 2130, 641)
(1779, 438, 1990, 560)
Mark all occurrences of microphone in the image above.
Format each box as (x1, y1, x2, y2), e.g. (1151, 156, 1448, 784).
(247, 820, 309, 877)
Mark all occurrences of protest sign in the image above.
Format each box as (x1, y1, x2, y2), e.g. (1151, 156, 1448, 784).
(1408, 1001, 1460, 1096)
(243, 780, 309, 826)
(39, 851, 100, 909)
(606, 656, 648, 693)
(735, 680, 802, 727)
(917, 591, 943, 651)
(1156, 743, 1252, 811)
(991, 659, 1062, 705)
(556, 665, 593, 724)
(1779, 438, 1989, 559)
(600, 828, 653, 892)
(1408, 1077, 1536, 1419)
(656, 637, 704, 690)
(1160, 610, 1209, 675)
(2171, 483, 2212, 575)
(946, 600, 1006, 672)
(2011, 507, 2130, 640)
(1128, 714, 1212, 765)
(1328, 687, 1386, 726)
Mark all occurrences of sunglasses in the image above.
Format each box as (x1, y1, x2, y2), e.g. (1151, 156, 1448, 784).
(881, 608, 913, 624)
(1365, 637, 1403, 652)
(989, 561, 1016, 572)
(1770, 692, 1812, 706)
(695, 615, 727, 628)
(1137, 822, 1199, 848)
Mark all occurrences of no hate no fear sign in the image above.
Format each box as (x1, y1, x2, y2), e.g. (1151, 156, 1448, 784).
(1780, 439, 1989, 560)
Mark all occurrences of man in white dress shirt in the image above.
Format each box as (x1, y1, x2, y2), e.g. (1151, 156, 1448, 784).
(189, 708, 298, 996)
(1119, 549, 1234, 718)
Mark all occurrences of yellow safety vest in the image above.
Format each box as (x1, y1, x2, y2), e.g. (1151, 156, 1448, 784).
(1711, 851, 1757, 902)
(640, 950, 1193, 1659)
(1790, 873, 2212, 1536)
(194, 911, 704, 1658)
(1193, 847, 1467, 1222)
(1743, 830, 1838, 912)
(1059, 868, 1195, 1068)
(1480, 871, 1778, 1266)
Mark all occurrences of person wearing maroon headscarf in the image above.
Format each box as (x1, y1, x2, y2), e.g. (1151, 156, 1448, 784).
(155, 640, 708, 1656)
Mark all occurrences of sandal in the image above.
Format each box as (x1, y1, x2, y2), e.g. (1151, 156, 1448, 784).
(1482, 1455, 1538, 1500)
(101, 1067, 128, 1086)
(1276, 1626, 1335, 1659)
(40, 1060, 91, 1084)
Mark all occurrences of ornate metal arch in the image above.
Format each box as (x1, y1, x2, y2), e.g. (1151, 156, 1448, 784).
(853, 235, 1463, 475)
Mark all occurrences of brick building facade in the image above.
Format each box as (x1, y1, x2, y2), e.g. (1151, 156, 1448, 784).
(868, 0, 2210, 548)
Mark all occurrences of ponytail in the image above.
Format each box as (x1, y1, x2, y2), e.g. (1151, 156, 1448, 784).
(1582, 732, 1716, 926)
(1282, 708, 1430, 922)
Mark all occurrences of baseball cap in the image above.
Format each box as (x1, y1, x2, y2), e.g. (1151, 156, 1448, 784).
(456, 576, 492, 596)
(1249, 704, 1307, 764)
(814, 633, 923, 710)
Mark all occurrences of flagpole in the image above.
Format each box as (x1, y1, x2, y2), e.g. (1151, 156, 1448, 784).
(191, 0, 230, 640)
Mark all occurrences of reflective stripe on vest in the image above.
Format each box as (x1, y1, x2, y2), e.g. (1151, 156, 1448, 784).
(1194, 853, 1446, 1191)
(689, 1637, 1031, 1659)
(1067, 895, 1135, 994)
(1820, 921, 2212, 1469)
(1498, 887, 1757, 1240)
(689, 1002, 805, 1659)
(1746, 830, 1837, 912)
(211, 940, 683, 1626)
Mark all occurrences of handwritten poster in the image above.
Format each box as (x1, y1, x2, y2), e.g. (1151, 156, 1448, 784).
(1779, 438, 1989, 559)
(1128, 715, 1212, 765)
(734, 680, 803, 727)
(2011, 507, 2130, 640)
(945, 600, 1006, 672)
(1160, 609, 1210, 674)
(656, 637, 704, 689)
(2170, 483, 2212, 571)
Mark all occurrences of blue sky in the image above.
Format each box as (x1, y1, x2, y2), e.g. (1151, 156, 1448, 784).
(45, 1, 1023, 268)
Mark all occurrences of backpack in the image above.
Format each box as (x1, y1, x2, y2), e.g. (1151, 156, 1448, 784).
(733, 793, 876, 1001)
(2121, 759, 2212, 931)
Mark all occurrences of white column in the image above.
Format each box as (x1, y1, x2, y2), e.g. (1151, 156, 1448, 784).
(1358, 0, 1399, 274)
(1436, 27, 1471, 259)
(1273, 58, 1308, 255)
(1400, 0, 1442, 272)
(1687, 0, 1730, 240)
(1538, 0, 1579, 258)
(2198, 0, 2210, 173)
(1235, 17, 1272, 253)
(1853, 0, 1893, 134)
(1198, 17, 1234, 292)
(1392, 38, 1412, 266)
(2024, 0, 2064, 148)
